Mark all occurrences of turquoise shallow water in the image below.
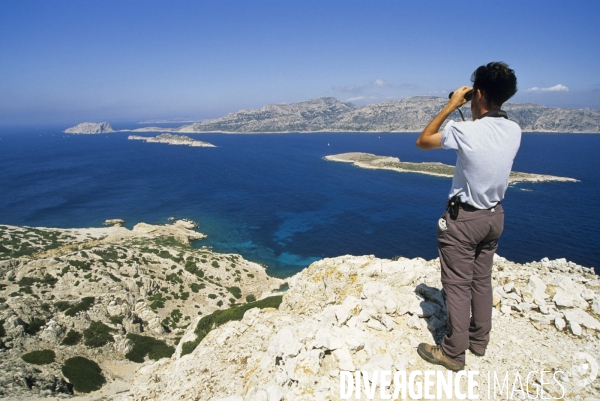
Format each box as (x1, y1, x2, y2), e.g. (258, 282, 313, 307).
(0, 125, 598, 276)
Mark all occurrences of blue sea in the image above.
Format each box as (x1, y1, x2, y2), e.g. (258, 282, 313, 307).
(0, 125, 598, 277)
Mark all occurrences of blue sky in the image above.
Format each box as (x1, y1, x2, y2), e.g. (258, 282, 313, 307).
(1, 1, 599, 124)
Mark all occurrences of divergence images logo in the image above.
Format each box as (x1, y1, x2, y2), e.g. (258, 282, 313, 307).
(572, 352, 598, 387)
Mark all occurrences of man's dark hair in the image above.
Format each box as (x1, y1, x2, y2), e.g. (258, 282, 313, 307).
(471, 62, 517, 107)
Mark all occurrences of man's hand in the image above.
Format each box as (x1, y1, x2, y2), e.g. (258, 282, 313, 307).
(416, 86, 472, 150)
(448, 86, 473, 110)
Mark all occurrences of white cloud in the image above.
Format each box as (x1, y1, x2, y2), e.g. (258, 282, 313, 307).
(525, 84, 570, 93)
(371, 79, 392, 88)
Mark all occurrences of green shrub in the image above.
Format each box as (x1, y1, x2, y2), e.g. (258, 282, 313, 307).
(190, 283, 205, 293)
(65, 297, 95, 316)
(184, 261, 197, 274)
(0, 319, 5, 337)
(0, 297, 6, 304)
(54, 301, 71, 311)
(94, 247, 119, 261)
(125, 333, 175, 363)
(216, 300, 223, 307)
(166, 273, 183, 284)
(247, 273, 254, 278)
(108, 273, 121, 282)
(68, 260, 91, 271)
(226, 286, 242, 299)
(246, 294, 256, 303)
(83, 321, 114, 347)
(180, 291, 189, 301)
(21, 349, 55, 365)
(150, 300, 165, 309)
(180, 295, 283, 356)
(211, 261, 219, 268)
(109, 315, 124, 325)
(61, 330, 82, 346)
(62, 356, 106, 393)
(25, 318, 46, 335)
(208, 294, 217, 299)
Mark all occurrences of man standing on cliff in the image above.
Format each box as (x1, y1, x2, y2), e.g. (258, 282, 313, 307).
(415, 62, 521, 371)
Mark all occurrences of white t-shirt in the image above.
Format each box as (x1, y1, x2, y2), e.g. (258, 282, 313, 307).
(441, 116, 522, 209)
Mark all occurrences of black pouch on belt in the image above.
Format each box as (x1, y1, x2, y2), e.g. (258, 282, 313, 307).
(447, 195, 460, 220)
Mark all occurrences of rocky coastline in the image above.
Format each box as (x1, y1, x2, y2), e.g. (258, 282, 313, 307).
(63, 96, 600, 135)
(1, 220, 598, 400)
(325, 152, 580, 184)
(0, 221, 282, 399)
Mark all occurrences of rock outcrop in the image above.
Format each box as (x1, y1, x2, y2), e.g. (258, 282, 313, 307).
(121, 255, 600, 400)
(64, 122, 115, 134)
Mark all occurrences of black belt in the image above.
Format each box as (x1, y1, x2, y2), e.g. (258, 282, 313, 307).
(446, 197, 500, 218)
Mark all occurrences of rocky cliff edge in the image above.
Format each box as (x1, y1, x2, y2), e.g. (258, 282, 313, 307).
(120, 254, 600, 400)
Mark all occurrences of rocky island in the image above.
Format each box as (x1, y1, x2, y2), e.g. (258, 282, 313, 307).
(2, 221, 598, 399)
(63, 122, 115, 134)
(128, 133, 216, 147)
(325, 152, 580, 184)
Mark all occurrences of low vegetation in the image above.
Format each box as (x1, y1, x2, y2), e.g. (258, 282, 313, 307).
(125, 333, 175, 363)
(25, 317, 46, 335)
(181, 295, 283, 356)
(61, 330, 82, 345)
(62, 356, 106, 393)
(21, 349, 55, 365)
(65, 296, 95, 317)
(83, 321, 114, 347)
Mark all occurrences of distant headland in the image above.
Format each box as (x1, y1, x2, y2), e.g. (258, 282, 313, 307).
(64, 96, 600, 134)
(324, 152, 580, 184)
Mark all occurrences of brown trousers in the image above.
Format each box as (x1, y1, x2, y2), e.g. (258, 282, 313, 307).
(437, 203, 504, 364)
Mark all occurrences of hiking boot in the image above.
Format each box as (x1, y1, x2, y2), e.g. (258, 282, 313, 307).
(469, 346, 485, 357)
(417, 343, 464, 372)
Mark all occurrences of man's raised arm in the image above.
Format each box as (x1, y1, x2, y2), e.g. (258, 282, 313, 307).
(415, 86, 471, 150)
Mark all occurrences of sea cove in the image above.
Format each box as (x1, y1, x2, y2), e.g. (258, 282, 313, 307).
(0, 127, 598, 275)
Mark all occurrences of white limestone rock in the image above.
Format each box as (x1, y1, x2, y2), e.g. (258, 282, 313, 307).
(528, 275, 548, 304)
(360, 353, 394, 383)
(367, 319, 385, 331)
(563, 308, 600, 331)
(38, 319, 64, 344)
(268, 327, 303, 358)
(333, 345, 355, 371)
(569, 321, 583, 336)
(553, 288, 575, 308)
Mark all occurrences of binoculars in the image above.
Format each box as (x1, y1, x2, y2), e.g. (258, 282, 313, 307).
(448, 90, 473, 102)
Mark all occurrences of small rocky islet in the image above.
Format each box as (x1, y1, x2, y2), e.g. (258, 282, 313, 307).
(1, 218, 599, 399)
(324, 152, 579, 184)
(127, 133, 216, 148)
